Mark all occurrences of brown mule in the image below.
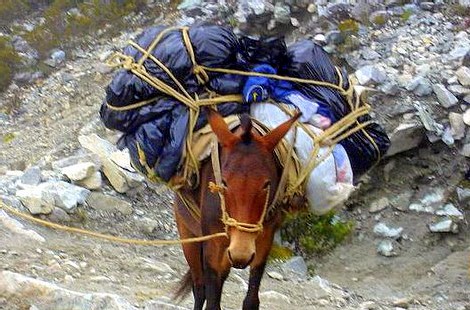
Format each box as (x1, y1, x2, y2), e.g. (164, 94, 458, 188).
(174, 110, 300, 310)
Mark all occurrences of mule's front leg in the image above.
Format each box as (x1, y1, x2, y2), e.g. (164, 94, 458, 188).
(242, 263, 266, 310)
(203, 241, 231, 310)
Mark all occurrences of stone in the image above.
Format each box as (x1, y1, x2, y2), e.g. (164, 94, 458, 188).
(420, 2, 435, 11)
(0, 210, 45, 243)
(386, 122, 424, 156)
(325, 30, 343, 45)
(448, 84, 470, 97)
(51, 49, 66, 64)
(369, 197, 390, 213)
(429, 218, 458, 234)
(60, 162, 96, 181)
(373, 223, 403, 239)
(40, 181, 90, 213)
(433, 84, 458, 108)
(281, 256, 308, 279)
(355, 65, 387, 86)
(313, 34, 326, 45)
(456, 187, 470, 204)
(51, 154, 101, 171)
(361, 48, 381, 60)
(0, 271, 137, 310)
(435, 204, 464, 220)
(177, 0, 202, 10)
(380, 82, 400, 95)
(463, 109, 470, 126)
(267, 271, 284, 281)
(19, 166, 42, 186)
(86, 192, 133, 215)
(448, 112, 466, 140)
(406, 77, 432, 96)
(377, 239, 396, 257)
(260, 291, 290, 303)
(79, 134, 144, 193)
(47, 207, 71, 223)
(76, 171, 102, 190)
(290, 17, 300, 27)
(307, 4, 316, 13)
(461, 143, 470, 157)
(456, 66, 470, 86)
(16, 187, 55, 215)
(273, 2, 290, 24)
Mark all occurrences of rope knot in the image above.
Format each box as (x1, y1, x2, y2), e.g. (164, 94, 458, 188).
(193, 65, 209, 84)
(208, 181, 225, 194)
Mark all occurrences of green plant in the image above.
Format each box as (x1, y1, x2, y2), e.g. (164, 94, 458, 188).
(280, 211, 353, 256)
(0, 37, 21, 91)
(338, 19, 359, 35)
(268, 244, 294, 262)
(401, 9, 413, 22)
(0, 0, 30, 27)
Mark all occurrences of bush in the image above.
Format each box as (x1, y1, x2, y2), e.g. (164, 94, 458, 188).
(280, 211, 353, 257)
(0, 1, 30, 27)
(0, 37, 21, 91)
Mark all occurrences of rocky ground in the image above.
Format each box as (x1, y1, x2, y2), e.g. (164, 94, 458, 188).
(0, 1, 469, 310)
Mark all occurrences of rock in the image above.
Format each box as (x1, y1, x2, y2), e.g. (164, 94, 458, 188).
(361, 48, 381, 60)
(420, 2, 435, 11)
(435, 203, 464, 220)
(76, 171, 102, 190)
(463, 108, 470, 126)
(290, 17, 300, 27)
(177, 0, 202, 10)
(51, 49, 66, 64)
(144, 299, 189, 310)
(325, 30, 343, 45)
(355, 65, 387, 86)
(60, 162, 96, 181)
(380, 81, 400, 95)
(0, 195, 23, 210)
(86, 192, 133, 215)
(79, 134, 144, 193)
(456, 66, 470, 86)
(373, 223, 403, 239)
(449, 47, 470, 62)
(456, 187, 470, 204)
(307, 4, 316, 14)
(0, 210, 45, 243)
(369, 197, 390, 213)
(260, 291, 290, 303)
(273, 2, 290, 24)
(406, 77, 432, 96)
(313, 34, 326, 45)
(433, 84, 458, 108)
(51, 154, 101, 171)
(409, 189, 446, 214)
(377, 239, 396, 257)
(386, 122, 424, 156)
(281, 256, 308, 279)
(429, 218, 458, 234)
(0, 271, 137, 310)
(393, 297, 412, 308)
(267, 271, 284, 281)
(448, 112, 466, 140)
(16, 187, 55, 215)
(461, 143, 470, 157)
(47, 207, 71, 223)
(94, 63, 113, 75)
(19, 166, 42, 186)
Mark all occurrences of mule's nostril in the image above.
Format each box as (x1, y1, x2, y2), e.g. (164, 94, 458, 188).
(227, 250, 234, 264)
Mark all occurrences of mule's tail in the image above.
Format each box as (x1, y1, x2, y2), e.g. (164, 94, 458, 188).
(173, 270, 192, 302)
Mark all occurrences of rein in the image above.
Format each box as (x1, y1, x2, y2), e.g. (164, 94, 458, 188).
(208, 137, 272, 234)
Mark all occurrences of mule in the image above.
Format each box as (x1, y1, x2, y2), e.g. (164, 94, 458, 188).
(173, 109, 300, 310)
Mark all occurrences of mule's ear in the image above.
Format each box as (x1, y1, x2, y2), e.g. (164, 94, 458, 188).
(208, 109, 240, 148)
(260, 112, 301, 152)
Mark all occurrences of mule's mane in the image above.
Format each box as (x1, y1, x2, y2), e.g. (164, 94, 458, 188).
(239, 113, 253, 145)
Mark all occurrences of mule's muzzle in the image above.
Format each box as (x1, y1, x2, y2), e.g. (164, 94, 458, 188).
(227, 250, 255, 269)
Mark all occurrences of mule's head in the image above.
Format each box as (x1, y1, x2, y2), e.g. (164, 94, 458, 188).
(208, 110, 299, 269)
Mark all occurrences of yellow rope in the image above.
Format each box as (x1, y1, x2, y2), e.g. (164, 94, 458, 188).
(0, 201, 226, 246)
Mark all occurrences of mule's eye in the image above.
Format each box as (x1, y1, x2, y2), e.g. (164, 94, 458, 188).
(263, 180, 271, 190)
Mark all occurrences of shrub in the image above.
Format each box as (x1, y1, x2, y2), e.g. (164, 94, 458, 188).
(280, 211, 353, 256)
(0, 37, 21, 91)
(0, 1, 30, 27)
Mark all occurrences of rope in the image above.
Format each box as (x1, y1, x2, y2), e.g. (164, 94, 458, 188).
(104, 25, 380, 203)
(0, 201, 226, 246)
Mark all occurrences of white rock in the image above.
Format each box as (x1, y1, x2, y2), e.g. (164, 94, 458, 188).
(86, 192, 133, 215)
(377, 239, 396, 257)
(456, 66, 470, 86)
(281, 256, 307, 279)
(60, 162, 96, 181)
(76, 171, 102, 190)
(267, 271, 284, 281)
(290, 17, 300, 27)
(433, 84, 458, 108)
(429, 218, 458, 234)
(0, 210, 45, 242)
(456, 187, 470, 204)
(369, 197, 390, 213)
(52, 154, 101, 171)
(79, 134, 144, 193)
(19, 166, 42, 186)
(355, 65, 387, 85)
(0, 271, 137, 309)
(16, 187, 55, 215)
(386, 122, 424, 156)
(448, 112, 466, 140)
(461, 143, 470, 157)
(373, 223, 403, 239)
(463, 108, 470, 126)
(435, 204, 464, 220)
(260, 290, 290, 303)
